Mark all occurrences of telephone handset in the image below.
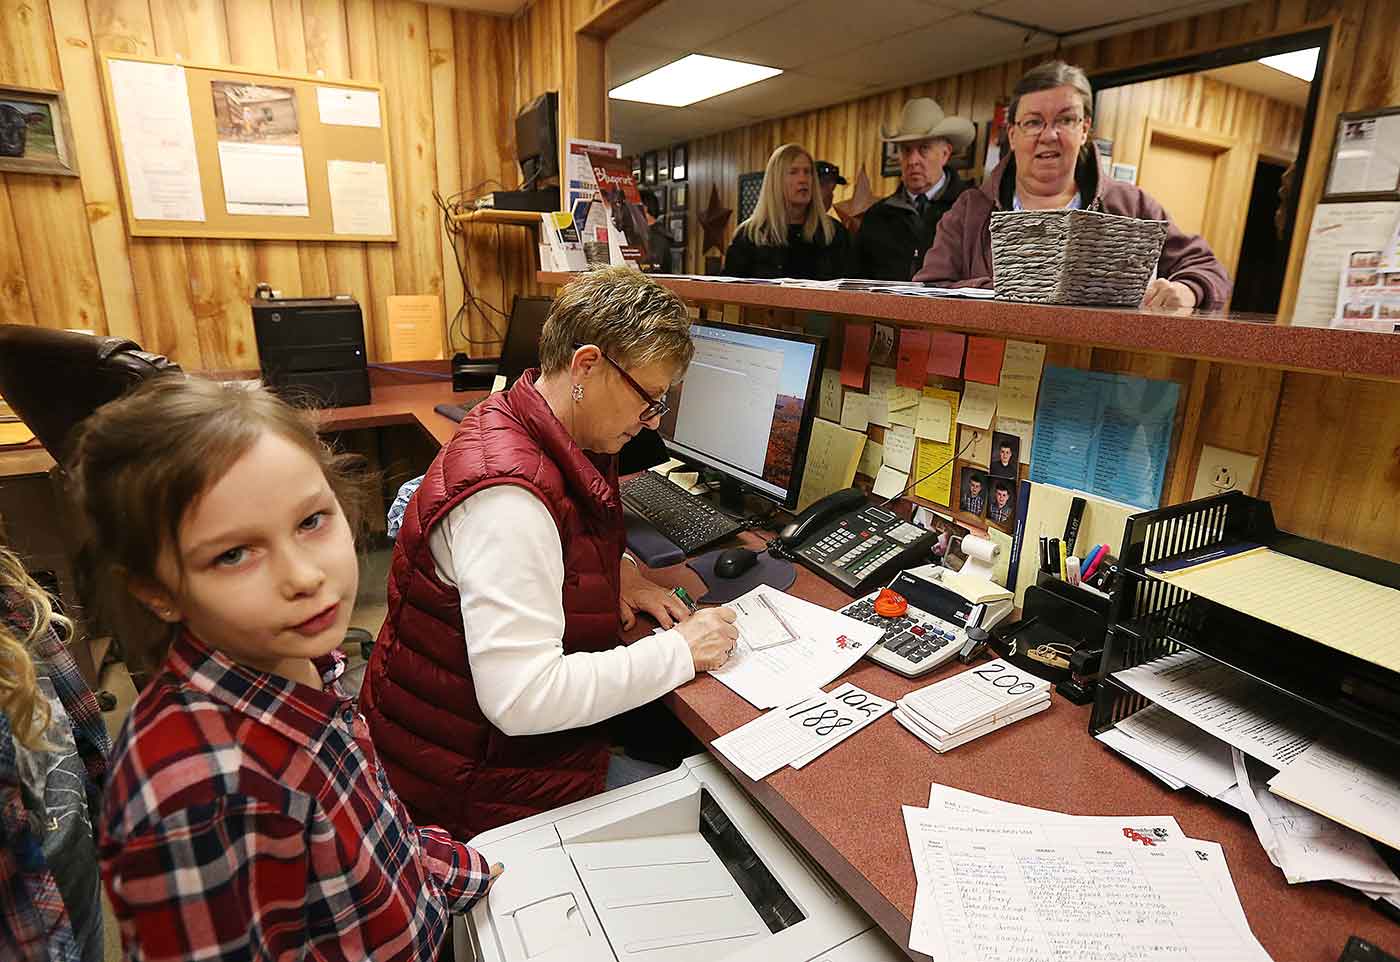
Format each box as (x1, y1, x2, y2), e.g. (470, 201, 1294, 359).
(773, 487, 938, 595)
(775, 487, 868, 553)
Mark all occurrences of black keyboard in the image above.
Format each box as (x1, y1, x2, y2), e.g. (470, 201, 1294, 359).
(619, 471, 743, 555)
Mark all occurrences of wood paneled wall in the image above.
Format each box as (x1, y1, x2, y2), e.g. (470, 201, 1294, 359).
(0, 0, 545, 367)
(676, 0, 1400, 560)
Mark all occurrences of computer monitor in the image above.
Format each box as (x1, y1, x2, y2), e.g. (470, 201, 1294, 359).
(499, 295, 553, 388)
(657, 322, 825, 511)
(515, 92, 559, 187)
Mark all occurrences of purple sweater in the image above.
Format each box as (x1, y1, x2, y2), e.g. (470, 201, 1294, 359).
(913, 145, 1233, 310)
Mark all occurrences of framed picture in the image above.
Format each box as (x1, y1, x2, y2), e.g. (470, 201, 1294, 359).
(1111, 162, 1138, 184)
(642, 151, 658, 186)
(671, 144, 687, 181)
(0, 84, 79, 177)
(1323, 108, 1400, 201)
(738, 170, 764, 223)
(881, 141, 900, 178)
(668, 213, 686, 244)
(671, 182, 688, 210)
(653, 184, 667, 213)
(657, 156, 669, 183)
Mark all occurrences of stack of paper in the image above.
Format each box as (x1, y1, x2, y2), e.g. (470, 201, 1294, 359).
(903, 784, 1274, 961)
(893, 659, 1051, 752)
(1095, 703, 1236, 796)
(709, 586, 885, 709)
(711, 683, 895, 781)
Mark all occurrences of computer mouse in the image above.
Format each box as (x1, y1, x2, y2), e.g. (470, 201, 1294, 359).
(714, 547, 759, 579)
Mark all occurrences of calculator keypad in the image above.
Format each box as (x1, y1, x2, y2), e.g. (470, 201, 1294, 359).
(841, 591, 966, 678)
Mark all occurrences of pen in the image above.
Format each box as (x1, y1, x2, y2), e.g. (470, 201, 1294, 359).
(672, 586, 698, 613)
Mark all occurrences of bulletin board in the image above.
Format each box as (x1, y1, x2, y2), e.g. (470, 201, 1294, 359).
(99, 54, 396, 242)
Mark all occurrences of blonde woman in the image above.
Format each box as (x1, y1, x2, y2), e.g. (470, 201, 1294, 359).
(1, 545, 110, 962)
(723, 143, 852, 280)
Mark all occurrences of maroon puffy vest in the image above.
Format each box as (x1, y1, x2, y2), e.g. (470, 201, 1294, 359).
(361, 371, 624, 839)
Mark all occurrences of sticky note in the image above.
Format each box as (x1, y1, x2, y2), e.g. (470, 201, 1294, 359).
(872, 465, 909, 499)
(841, 392, 872, 431)
(883, 426, 916, 473)
(959, 426, 991, 467)
(913, 387, 961, 505)
(869, 365, 897, 398)
(926, 330, 966, 378)
(841, 323, 872, 388)
(857, 438, 884, 478)
(997, 372, 1040, 421)
(819, 369, 843, 421)
(956, 381, 998, 430)
(796, 419, 866, 512)
(1002, 339, 1046, 377)
(915, 397, 952, 442)
(896, 329, 932, 387)
(964, 336, 1006, 384)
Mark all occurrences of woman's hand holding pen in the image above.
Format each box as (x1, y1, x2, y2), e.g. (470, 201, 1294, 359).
(676, 607, 739, 672)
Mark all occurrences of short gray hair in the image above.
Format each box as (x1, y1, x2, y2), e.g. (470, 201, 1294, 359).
(1010, 60, 1093, 122)
(538, 266, 694, 377)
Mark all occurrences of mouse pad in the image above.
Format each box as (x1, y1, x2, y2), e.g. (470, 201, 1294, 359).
(688, 549, 796, 605)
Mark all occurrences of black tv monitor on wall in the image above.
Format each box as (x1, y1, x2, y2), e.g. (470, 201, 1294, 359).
(516, 91, 559, 187)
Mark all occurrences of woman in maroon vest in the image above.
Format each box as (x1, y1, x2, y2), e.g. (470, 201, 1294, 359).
(362, 267, 739, 839)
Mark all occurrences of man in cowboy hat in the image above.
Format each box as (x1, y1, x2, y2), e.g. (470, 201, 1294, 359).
(854, 97, 976, 281)
(815, 160, 846, 213)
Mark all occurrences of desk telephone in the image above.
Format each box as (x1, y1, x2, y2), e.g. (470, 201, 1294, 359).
(773, 487, 938, 595)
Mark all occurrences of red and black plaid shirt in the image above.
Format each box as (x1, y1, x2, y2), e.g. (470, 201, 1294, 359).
(100, 632, 491, 961)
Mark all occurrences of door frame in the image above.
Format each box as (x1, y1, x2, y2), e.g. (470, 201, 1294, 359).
(1137, 120, 1243, 276)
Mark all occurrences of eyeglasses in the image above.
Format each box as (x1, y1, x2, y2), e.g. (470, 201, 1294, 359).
(1013, 114, 1086, 136)
(575, 343, 669, 420)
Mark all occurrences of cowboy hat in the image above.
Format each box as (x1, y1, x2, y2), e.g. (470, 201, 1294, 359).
(881, 97, 975, 150)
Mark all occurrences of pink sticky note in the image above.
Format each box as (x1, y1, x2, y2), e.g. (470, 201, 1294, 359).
(841, 323, 872, 388)
(896, 329, 931, 388)
(964, 336, 1006, 384)
(927, 330, 966, 378)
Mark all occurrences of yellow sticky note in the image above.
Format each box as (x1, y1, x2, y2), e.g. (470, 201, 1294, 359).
(913, 387, 960, 505)
(841, 392, 872, 431)
(386, 294, 445, 361)
(914, 397, 951, 442)
(956, 381, 998, 430)
(997, 372, 1040, 422)
(796, 419, 866, 511)
(857, 438, 884, 478)
(819, 369, 843, 421)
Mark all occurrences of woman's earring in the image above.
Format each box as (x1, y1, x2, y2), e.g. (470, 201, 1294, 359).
(572, 383, 585, 402)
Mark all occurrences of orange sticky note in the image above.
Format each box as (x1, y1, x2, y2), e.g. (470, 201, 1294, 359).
(964, 336, 1006, 385)
(841, 322, 872, 388)
(927, 330, 965, 378)
(896, 329, 931, 388)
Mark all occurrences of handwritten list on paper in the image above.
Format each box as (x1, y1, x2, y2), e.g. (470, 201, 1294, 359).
(795, 419, 865, 511)
(956, 381, 998, 430)
(884, 426, 916, 473)
(818, 368, 843, 421)
(914, 396, 952, 442)
(913, 387, 961, 505)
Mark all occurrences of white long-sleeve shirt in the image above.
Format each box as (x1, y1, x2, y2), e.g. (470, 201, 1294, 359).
(428, 485, 694, 737)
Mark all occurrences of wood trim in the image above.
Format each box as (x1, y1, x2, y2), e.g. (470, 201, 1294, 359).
(575, 0, 663, 39)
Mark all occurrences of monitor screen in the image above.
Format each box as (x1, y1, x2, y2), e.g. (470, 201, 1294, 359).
(658, 322, 824, 509)
(499, 295, 552, 387)
(515, 92, 558, 184)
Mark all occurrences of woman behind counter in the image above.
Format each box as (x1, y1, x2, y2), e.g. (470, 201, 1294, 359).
(724, 143, 852, 280)
(915, 60, 1232, 311)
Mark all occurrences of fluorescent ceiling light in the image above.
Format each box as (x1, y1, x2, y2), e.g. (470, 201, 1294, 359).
(1258, 48, 1318, 82)
(609, 54, 782, 107)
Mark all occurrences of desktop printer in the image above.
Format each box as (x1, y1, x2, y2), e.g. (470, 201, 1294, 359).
(456, 754, 904, 962)
(251, 296, 370, 408)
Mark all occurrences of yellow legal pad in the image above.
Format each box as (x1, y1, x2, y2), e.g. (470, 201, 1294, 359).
(1149, 547, 1400, 673)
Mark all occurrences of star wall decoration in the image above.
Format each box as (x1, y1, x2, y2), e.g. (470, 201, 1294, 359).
(698, 185, 733, 255)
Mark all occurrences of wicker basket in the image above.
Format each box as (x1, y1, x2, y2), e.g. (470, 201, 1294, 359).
(990, 208, 1168, 306)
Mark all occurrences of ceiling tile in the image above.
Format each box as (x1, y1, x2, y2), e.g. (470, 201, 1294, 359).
(607, 41, 687, 86)
(816, 13, 1048, 89)
(702, 0, 960, 70)
(697, 71, 870, 121)
(980, 0, 1235, 36)
(611, 0, 802, 54)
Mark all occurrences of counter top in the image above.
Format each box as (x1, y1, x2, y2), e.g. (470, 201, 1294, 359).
(538, 272, 1400, 382)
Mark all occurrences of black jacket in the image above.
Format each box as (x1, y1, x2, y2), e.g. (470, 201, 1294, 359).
(722, 220, 852, 280)
(854, 174, 972, 281)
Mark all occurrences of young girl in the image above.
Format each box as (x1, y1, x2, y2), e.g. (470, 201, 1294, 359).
(1, 545, 110, 962)
(68, 376, 499, 961)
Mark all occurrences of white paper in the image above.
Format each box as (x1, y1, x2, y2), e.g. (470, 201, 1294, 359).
(818, 368, 843, 421)
(708, 586, 885, 709)
(106, 60, 205, 221)
(899, 659, 1051, 737)
(902, 806, 1271, 962)
(1292, 201, 1400, 327)
(731, 590, 799, 650)
(1108, 703, 1237, 797)
(1327, 114, 1400, 195)
(871, 464, 908, 499)
(711, 692, 826, 781)
(1232, 748, 1399, 891)
(327, 159, 392, 236)
(788, 683, 894, 768)
(1114, 651, 1320, 768)
(1095, 729, 1189, 789)
(883, 426, 916, 473)
(316, 86, 381, 127)
(1268, 735, 1400, 853)
(914, 397, 951, 441)
(218, 143, 309, 216)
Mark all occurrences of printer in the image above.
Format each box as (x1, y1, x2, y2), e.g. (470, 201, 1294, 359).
(251, 296, 370, 408)
(457, 754, 904, 962)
